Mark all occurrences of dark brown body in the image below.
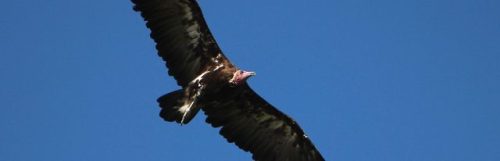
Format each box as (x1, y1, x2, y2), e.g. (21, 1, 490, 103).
(132, 0, 325, 160)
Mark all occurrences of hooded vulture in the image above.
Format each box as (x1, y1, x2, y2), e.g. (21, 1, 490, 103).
(131, 0, 325, 160)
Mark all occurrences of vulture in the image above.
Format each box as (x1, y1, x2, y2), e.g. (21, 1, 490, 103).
(131, 0, 325, 161)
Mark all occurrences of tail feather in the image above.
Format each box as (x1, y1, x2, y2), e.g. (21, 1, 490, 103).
(157, 89, 200, 124)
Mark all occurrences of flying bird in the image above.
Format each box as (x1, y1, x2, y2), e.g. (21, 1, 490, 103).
(131, 0, 325, 160)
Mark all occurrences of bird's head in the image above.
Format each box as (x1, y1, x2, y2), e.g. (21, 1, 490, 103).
(229, 70, 256, 86)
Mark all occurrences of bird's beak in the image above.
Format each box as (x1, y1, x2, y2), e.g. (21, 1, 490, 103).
(242, 71, 256, 80)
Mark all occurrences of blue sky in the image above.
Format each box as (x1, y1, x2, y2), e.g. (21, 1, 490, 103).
(1, 0, 499, 161)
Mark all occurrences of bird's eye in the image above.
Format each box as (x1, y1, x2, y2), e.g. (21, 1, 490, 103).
(240, 71, 244, 74)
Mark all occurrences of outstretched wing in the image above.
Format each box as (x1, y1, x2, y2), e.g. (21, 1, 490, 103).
(132, 0, 231, 87)
(204, 84, 325, 161)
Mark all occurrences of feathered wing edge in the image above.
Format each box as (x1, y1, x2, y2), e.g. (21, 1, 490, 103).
(203, 84, 325, 161)
(132, 0, 226, 87)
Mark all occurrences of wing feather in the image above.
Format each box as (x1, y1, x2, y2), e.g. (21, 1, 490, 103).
(204, 84, 325, 161)
(132, 0, 228, 87)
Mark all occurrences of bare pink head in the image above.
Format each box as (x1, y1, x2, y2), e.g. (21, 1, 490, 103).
(229, 70, 256, 85)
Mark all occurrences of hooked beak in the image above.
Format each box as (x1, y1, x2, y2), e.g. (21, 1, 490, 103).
(242, 71, 256, 80)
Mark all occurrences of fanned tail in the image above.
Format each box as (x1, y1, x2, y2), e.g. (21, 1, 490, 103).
(157, 89, 201, 125)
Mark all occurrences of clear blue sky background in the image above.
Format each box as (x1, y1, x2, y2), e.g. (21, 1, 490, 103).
(1, 0, 499, 161)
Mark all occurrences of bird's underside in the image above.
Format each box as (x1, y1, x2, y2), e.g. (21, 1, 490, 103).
(131, 0, 325, 161)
